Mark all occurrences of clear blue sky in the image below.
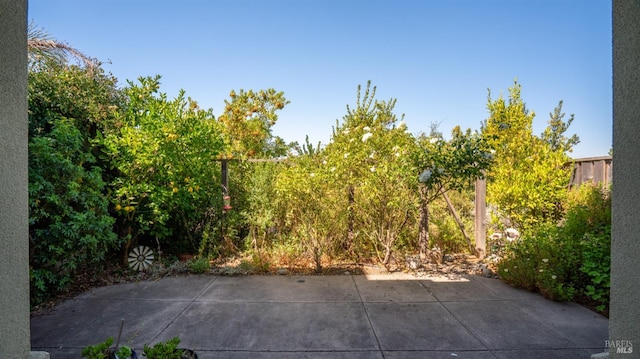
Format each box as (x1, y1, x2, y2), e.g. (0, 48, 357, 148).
(29, 0, 612, 158)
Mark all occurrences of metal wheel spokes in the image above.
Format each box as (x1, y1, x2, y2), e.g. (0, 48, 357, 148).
(128, 245, 154, 271)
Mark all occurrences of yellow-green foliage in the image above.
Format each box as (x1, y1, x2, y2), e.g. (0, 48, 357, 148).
(483, 81, 577, 230)
(102, 76, 225, 244)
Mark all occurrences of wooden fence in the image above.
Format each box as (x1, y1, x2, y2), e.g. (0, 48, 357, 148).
(569, 156, 612, 188)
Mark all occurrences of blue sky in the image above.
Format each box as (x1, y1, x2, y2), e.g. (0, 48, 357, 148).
(29, 1, 612, 158)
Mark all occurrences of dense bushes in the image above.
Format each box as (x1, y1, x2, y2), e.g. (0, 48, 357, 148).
(102, 76, 226, 260)
(498, 184, 611, 313)
(483, 82, 576, 231)
(27, 55, 608, 317)
(28, 61, 123, 304)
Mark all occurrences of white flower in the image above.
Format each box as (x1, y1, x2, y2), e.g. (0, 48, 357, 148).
(419, 170, 431, 183)
(539, 269, 544, 272)
(344, 153, 349, 159)
(343, 129, 350, 135)
(363, 126, 371, 132)
(330, 167, 336, 172)
(429, 137, 439, 144)
(542, 258, 549, 263)
(369, 152, 375, 159)
(322, 160, 327, 165)
(503, 268, 509, 272)
(551, 275, 557, 280)
(362, 132, 373, 142)
(505, 228, 520, 239)
(370, 166, 376, 172)
(310, 173, 315, 177)
(395, 152, 400, 157)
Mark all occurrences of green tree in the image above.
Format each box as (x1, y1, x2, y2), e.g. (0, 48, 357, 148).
(102, 76, 225, 260)
(217, 88, 290, 158)
(28, 59, 121, 305)
(413, 126, 492, 257)
(542, 100, 580, 153)
(482, 81, 578, 230)
(321, 82, 419, 265)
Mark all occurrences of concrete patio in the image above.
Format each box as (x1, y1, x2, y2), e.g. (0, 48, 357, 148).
(31, 273, 608, 359)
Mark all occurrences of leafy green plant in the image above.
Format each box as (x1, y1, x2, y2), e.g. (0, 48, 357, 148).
(28, 60, 122, 306)
(497, 238, 538, 291)
(482, 81, 578, 230)
(413, 124, 493, 258)
(239, 161, 281, 253)
(81, 337, 133, 359)
(566, 184, 611, 312)
(143, 337, 182, 359)
(102, 76, 225, 261)
(187, 257, 210, 274)
(579, 225, 610, 313)
(498, 184, 611, 313)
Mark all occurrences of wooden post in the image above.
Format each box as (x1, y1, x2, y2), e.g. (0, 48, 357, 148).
(474, 176, 487, 259)
(418, 185, 430, 259)
(220, 159, 228, 243)
(221, 159, 228, 193)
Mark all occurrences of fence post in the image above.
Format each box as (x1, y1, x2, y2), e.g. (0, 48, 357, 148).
(474, 176, 487, 259)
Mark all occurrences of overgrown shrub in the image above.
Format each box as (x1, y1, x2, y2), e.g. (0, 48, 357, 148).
(29, 118, 120, 305)
(28, 60, 123, 306)
(102, 76, 225, 259)
(567, 184, 611, 312)
(498, 184, 611, 313)
(483, 82, 578, 231)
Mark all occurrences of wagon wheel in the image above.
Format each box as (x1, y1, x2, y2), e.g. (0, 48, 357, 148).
(128, 245, 154, 271)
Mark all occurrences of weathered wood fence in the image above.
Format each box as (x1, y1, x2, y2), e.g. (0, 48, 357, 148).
(569, 156, 612, 188)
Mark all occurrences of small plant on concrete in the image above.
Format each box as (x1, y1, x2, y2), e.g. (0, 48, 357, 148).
(142, 337, 182, 359)
(187, 257, 210, 274)
(81, 336, 134, 359)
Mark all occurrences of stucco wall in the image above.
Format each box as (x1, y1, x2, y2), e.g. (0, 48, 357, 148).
(0, 0, 30, 358)
(611, 0, 640, 357)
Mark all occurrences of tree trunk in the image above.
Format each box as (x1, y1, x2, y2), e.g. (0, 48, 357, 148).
(122, 225, 132, 266)
(383, 244, 392, 267)
(347, 184, 355, 251)
(418, 185, 429, 259)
